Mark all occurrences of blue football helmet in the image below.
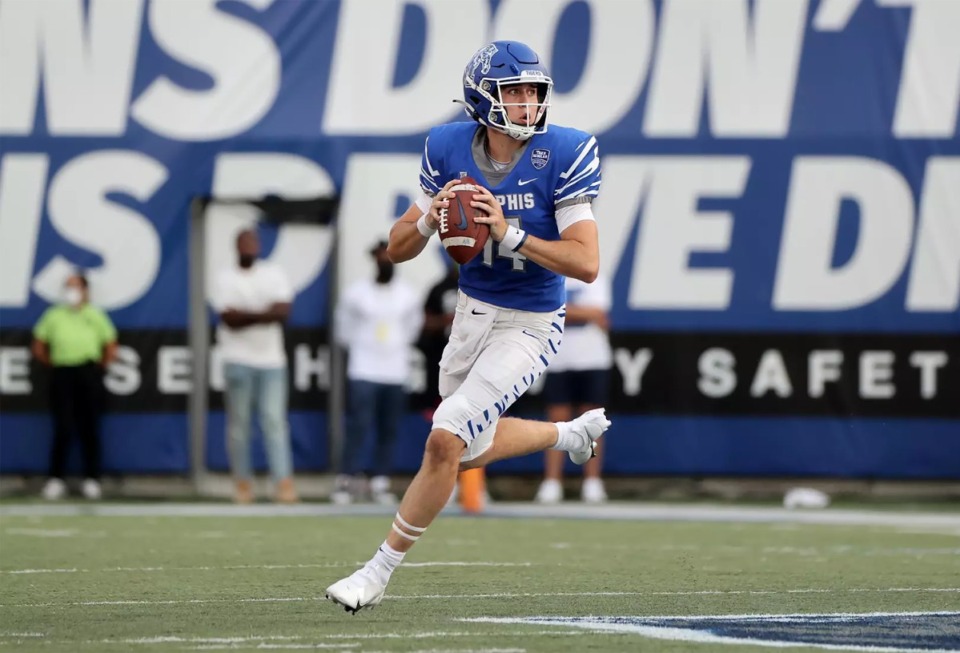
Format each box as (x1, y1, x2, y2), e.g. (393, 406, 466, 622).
(457, 41, 553, 141)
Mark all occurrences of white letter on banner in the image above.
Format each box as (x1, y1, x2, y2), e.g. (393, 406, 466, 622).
(0, 348, 32, 395)
(493, 0, 654, 135)
(907, 158, 960, 312)
(33, 151, 166, 310)
(750, 349, 793, 398)
(104, 346, 141, 396)
(698, 348, 737, 398)
(0, 0, 143, 135)
(132, 0, 280, 140)
(614, 347, 654, 396)
(774, 157, 914, 310)
(158, 346, 192, 394)
(860, 350, 895, 399)
(630, 157, 749, 310)
(880, 0, 960, 138)
(324, 0, 486, 134)
(910, 351, 947, 399)
(208, 153, 336, 303)
(0, 155, 48, 307)
(645, 0, 807, 137)
(808, 350, 843, 398)
(294, 345, 330, 392)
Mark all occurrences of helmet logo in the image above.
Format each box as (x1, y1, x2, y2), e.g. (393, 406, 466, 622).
(469, 43, 499, 79)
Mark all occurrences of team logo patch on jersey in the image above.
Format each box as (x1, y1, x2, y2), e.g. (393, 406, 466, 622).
(531, 148, 551, 170)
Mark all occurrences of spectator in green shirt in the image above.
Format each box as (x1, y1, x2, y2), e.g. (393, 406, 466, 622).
(32, 272, 118, 501)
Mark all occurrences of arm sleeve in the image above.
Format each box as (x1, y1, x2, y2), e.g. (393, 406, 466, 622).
(271, 266, 295, 303)
(554, 135, 601, 209)
(415, 189, 433, 213)
(556, 202, 596, 234)
(212, 271, 232, 313)
(95, 309, 118, 344)
(33, 309, 53, 341)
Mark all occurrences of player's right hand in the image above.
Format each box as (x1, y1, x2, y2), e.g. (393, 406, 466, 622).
(427, 179, 460, 229)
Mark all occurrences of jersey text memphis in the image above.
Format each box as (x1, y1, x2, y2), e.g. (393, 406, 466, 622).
(419, 122, 601, 312)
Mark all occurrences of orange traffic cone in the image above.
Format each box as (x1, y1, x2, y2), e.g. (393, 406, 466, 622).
(458, 467, 486, 514)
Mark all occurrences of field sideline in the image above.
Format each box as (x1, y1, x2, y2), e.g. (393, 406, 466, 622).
(1, 501, 958, 652)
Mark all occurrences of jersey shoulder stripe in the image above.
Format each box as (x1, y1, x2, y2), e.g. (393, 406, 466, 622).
(418, 122, 477, 195)
(548, 126, 601, 205)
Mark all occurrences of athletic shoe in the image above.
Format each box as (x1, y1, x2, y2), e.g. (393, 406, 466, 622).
(370, 476, 397, 505)
(275, 477, 299, 504)
(534, 479, 563, 504)
(325, 565, 388, 614)
(567, 408, 612, 465)
(234, 480, 254, 504)
(81, 478, 102, 500)
(581, 477, 608, 504)
(41, 478, 67, 501)
(330, 490, 352, 506)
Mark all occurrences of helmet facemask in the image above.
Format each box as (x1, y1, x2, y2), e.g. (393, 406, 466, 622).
(465, 74, 553, 141)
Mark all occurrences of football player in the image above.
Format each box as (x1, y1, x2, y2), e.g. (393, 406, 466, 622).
(326, 40, 612, 613)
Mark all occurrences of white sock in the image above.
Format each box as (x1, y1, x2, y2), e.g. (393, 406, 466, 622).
(550, 420, 578, 452)
(370, 541, 405, 580)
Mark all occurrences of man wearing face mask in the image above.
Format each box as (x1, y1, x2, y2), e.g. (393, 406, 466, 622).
(332, 239, 424, 505)
(32, 272, 118, 500)
(214, 228, 298, 504)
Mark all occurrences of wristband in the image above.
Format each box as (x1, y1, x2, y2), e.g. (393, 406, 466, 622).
(416, 213, 437, 238)
(499, 225, 527, 252)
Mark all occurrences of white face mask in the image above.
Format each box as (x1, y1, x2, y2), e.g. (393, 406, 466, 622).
(64, 287, 84, 306)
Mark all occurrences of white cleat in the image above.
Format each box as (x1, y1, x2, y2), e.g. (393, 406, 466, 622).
(534, 479, 563, 504)
(567, 408, 612, 465)
(41, 478, 67, 501)
(325, 565, 387, 614)
(81, 478, 102, 500)
(581, 477, 608, 504)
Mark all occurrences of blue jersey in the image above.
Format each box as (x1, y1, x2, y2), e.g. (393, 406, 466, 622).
(419, 122, 601, 312)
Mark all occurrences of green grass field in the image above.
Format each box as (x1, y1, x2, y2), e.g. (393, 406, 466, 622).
(1, 503, 958, 652)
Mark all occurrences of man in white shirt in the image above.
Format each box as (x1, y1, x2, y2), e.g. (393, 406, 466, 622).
(535, 273, 614, 504)
(215, 228, 297, 504)
(333, 239, 424, 505)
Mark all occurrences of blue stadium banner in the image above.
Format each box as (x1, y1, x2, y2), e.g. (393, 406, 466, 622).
(1, 0, 957, 478)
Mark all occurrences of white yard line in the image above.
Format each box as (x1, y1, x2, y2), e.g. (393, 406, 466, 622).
(115, 632, 577, 642)
(189, 645, 357, 651)
(0, 561, 531, 575)
(1, 587, 956, 609)
(3, 527, 80, 537)
(78, 632, 580, 648)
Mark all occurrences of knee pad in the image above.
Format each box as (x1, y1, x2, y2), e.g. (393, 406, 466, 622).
(432, 394, 472, 439)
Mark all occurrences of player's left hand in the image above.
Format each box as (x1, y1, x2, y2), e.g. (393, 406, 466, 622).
(470, 186, 507, 241)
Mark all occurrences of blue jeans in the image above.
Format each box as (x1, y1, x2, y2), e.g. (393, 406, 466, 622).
(223, 363, 292, 483)
(342, 380, 406, 477)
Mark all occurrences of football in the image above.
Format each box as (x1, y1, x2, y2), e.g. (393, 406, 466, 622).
(438, 176, 490, 265)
